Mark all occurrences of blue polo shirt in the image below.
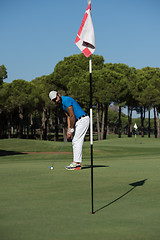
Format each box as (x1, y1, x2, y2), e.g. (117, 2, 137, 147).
(61, 95, 86, 120)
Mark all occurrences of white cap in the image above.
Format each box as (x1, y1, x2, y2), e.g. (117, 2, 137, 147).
(49, 91, 57, 101)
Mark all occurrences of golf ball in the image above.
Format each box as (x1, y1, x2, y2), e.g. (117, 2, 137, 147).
(51, 167, 53, 170)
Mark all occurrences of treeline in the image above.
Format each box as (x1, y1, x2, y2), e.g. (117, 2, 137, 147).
(0, 54, 160, 140)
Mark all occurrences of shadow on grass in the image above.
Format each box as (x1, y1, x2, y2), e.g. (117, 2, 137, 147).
(82, 165, 109, 170)
(94, 179, 148, 214)
(0, 150, 27, 157)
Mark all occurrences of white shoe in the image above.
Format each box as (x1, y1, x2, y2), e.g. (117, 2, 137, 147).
(65, 162, 81, 170)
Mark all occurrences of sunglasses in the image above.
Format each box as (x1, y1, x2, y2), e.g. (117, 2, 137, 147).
(52, 98, 57, 102)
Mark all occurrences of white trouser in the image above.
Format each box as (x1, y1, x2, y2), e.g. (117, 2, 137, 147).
(72, 116, 89, 163)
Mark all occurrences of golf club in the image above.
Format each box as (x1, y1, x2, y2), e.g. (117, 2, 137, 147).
(48, 139, 67, 170)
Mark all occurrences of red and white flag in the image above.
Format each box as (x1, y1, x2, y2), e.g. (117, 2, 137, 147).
(75, 1, 95, 58)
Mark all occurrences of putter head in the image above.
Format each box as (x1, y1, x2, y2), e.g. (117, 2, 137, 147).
(48, 166, 54, 170)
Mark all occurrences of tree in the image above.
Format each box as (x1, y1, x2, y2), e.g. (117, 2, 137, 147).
(52, 54, 104, 92)
(126, 68, 140, 137)
(93, 67, 118, 139)
(9, 80, 33, 138)
(0, 80, 32, 138)
(67, 72, 90, 112)
(144, 67, 160, 138)
(2, 52, 160, 140)
(104, 63, 132, 138)
(0, 65, 7, 86)
(0, 82, 10, 137)
(134, 67, 160, 138)
(31, 76, 50, 140)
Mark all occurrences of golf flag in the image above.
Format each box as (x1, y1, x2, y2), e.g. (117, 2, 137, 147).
(134, 123, 138, 130)
(75, 2, 95, 58)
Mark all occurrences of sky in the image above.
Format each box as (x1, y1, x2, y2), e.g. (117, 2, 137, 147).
(1, 0, 160, 117)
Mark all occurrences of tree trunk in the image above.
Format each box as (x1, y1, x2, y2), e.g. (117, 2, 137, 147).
(45, 109, 50, 140)
(40, 129, 43, 140)
(30, 113, 34, 138)
(148, 108, 150, 138)
(54, 109, 59, 141)
(118, 106, 122, 138)
(96, 101, 101, 141)
(101, 104, 105, 140)
(7, 118, 11, 139)
(141, 107, 145, 137)
(62, 116, 67, 141)
(42, 108, 47, 140)
(103, 103, 108, 139)
(156, 107, 160, 138)
(18, 106, 23, 138)
(128, 106, 132, 137)
(154, 107, 157, 138)
(40, 109, 46, 140)
(26, 125, 29, 139)
(11, 126, 14, 135)
(47, 109, 51, 140)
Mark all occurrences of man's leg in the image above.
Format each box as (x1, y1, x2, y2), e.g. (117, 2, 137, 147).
(72, 116, 89, 163)
(65, 116, 89, 170)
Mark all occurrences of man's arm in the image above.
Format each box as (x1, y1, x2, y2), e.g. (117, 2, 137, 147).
(67, 106, 75, 128)
(66, 106, 75, 138)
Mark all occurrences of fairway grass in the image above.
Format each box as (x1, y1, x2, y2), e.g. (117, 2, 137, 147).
(0, 137, 160, 240)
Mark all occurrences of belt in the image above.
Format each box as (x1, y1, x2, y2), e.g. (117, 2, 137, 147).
(76, 114, 88, 122)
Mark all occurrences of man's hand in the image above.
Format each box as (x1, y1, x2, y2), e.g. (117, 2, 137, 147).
(67, 128, 74, 139)
(67, 132, 72, 140)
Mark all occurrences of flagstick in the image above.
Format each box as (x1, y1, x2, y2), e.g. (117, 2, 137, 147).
(75, 0, 95, 214)
(89, 56, 94, 214)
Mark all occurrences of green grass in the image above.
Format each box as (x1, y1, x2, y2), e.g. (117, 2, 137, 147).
(0, 136, 160, 240)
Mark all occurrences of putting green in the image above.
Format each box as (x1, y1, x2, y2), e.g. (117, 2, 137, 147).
(0, 137, 160, 240)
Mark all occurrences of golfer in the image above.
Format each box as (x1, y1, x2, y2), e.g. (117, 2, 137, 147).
(49, 91, 89, 170)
